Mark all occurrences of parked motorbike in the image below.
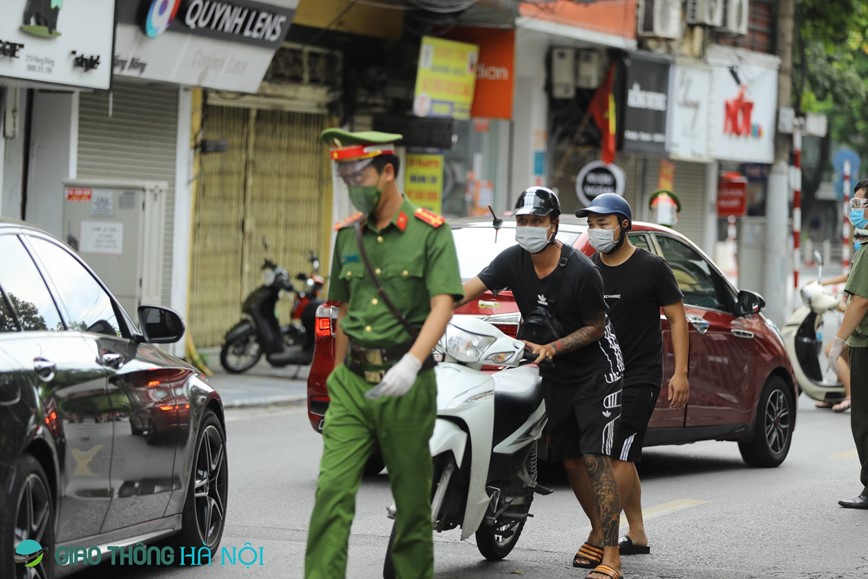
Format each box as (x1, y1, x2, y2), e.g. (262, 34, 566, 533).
(383, 316, 552, 577)
(782, 251, 846, 404)
(219, 252, 324, 375)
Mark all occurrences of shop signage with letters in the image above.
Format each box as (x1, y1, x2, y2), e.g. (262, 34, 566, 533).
(622, 52, 670, 153)
(405, 154, 444, 213)
(447, 27, 515, 120)
(666, 64, 712, 161)
(0, 0, 115, 90)
(707, 50, 778, 163)
(113, 0, 294, 92)
(717, 172, 748, 217)
(575, 161, 625, 206)
(413, 36, 478, 121)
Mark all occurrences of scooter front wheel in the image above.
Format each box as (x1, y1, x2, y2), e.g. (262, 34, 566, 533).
(219, 329, 263, 373)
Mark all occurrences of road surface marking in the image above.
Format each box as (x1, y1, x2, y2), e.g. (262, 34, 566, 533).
(834, 448, 859, 460)
(621, 498, 706, 526)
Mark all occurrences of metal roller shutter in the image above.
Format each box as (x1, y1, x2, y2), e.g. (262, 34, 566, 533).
(77, 81, 179, 306)
(188, 104, 328, 348)
(637, 157, 708, 245)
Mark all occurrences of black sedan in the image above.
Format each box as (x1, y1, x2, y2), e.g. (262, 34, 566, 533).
(0, 220, 227, 578)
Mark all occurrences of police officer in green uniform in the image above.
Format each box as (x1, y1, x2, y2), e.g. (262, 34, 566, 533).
(305, 129, 463, 578)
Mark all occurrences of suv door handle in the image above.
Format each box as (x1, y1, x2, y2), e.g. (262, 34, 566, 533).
(33, 358, 56, 382)
(98, 352, 124, 369)
(731, 329, 755, 339)
(687, 315, 709, 334)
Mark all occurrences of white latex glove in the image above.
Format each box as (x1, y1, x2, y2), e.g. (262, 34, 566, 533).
(827, 336, 846, 375)
(366, 353, 422, 399)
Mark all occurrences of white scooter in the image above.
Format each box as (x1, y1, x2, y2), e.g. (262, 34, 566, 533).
(782, 251, 846, 404)
(383, 316, 551, 577)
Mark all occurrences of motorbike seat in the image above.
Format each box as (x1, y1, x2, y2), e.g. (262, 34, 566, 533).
(492, 371, 543, 446)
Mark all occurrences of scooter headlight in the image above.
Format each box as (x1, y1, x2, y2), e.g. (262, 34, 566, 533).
(443, 327, 496, 363)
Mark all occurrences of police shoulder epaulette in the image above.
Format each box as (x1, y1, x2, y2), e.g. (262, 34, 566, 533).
(334, 212, 365, 231)
(414, 207, 445, 228)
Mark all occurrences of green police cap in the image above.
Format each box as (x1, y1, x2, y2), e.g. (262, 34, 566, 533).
(322, 128, 403, 162)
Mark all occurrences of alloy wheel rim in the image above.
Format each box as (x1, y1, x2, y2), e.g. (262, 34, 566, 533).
(194, 425, 227, 548)
(14, 474, 51, 579)
(764, 389, 790, 455)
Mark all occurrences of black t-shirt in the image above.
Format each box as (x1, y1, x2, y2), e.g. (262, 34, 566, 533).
(593, 248, 683, 388)
(478, 244, 624, 386)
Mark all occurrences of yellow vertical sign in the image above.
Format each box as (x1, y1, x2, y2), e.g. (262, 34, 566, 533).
(405, 154, 444, 213)
(413, 36, 478, 120)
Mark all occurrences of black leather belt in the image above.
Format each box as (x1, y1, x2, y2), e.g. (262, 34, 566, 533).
(345, 341, 435, 384)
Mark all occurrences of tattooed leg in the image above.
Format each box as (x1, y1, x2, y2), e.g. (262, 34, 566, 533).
(582, 454, 621, 547)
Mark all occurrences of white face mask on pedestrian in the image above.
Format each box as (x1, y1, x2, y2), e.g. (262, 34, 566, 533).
(515, 225, 552, 254)
(588, 228, 618, 254)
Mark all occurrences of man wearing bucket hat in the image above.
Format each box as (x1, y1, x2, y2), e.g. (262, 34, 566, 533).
(305, 129, 463, 578)
(459, 186, 625, 579)
(577, 193, 690, 559)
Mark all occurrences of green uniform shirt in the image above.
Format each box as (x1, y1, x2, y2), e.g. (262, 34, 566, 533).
(328, 197, 463, 348)
(845, 246, 868, 348)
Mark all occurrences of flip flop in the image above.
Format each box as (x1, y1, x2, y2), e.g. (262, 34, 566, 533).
(815, 400, 835, 409)
(573, 542, 603, 568)
(618, 535, 651, 555)
(833, 399, 852, 413)
(586, 563, 623, 579)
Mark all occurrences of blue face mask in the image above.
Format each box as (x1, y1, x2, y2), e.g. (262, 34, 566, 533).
(855, 240, 863, 252)
(849, 208, 868, 230)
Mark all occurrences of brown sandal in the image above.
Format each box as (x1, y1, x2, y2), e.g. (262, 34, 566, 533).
(573, 542, 603, 568)
(586, 563, 623, 579)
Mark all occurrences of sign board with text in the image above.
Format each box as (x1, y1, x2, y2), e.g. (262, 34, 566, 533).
(413, 36, 478, 121)
(575, 161, 626, 207)
(623, 52, 670, 153)
(717, 172, 748, 217)
(447, 27, 515, 120)
(113, 0, 294, 93)
(0, 0, 115, 90)
(405, 154, 444, 213)
(666, 64, 712, 161)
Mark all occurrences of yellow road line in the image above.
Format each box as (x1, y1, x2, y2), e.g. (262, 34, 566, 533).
(620, 499, 706, 526)
(833, 448, 859, 460)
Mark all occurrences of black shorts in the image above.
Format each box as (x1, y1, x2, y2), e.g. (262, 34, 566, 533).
(543, 373, 622, 460)
(611, 383, 660, 463)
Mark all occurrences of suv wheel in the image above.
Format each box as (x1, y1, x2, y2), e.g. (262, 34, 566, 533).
(738, 376, 794, 467)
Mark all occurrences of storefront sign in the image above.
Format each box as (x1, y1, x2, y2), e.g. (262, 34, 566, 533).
(413, 36, 478, 121)
(658, 159, 675, 191)
(516, 1, 637, 50)
(113, 0, 294, 92)
(717, 172, 748, 217)
(666, 64, 712, 161)
(405, 154, 444, 213)
(708, 60, 778, 163)
(575, 161, 625, 206)
(0, 0, 115, 90)
(447, 28, 515, 120)
(623, 53, 670, 153)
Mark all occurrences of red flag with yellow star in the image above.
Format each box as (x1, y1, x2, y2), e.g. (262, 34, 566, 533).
(589, 61, 617, 164)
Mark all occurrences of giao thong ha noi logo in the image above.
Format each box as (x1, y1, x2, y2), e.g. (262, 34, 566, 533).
(21, 0, 64, 38)
(14, 539, 45, 568)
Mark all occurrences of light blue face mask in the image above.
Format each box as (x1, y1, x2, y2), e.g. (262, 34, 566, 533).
(855, 240, 863, 252)
(849, 208, 868, 230)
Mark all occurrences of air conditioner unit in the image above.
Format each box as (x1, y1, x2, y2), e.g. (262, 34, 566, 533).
(637, 0, 682, 40)
(719, 0, 748, 35)
(551, 48, 576, 99)
(686, 0, 723, 27)
(576, 50, 603, 89)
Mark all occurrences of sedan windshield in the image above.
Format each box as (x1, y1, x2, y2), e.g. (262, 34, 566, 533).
(451, 226, 581, 281)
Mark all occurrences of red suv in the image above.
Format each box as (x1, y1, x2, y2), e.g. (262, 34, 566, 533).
(307, 216, 798, 467)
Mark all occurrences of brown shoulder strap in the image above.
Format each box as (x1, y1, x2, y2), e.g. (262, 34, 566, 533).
(353, 222, 421, 338)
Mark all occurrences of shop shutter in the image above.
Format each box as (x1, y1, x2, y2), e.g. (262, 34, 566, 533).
(638, 157, 708, 245)
(77, 81, 179, 306)
(188, 105, 328, 348)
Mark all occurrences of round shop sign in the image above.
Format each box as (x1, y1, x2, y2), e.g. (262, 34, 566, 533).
(575, 161, 626, 206)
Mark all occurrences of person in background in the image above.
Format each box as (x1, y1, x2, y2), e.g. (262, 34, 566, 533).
(576, 193, 690, 556)
(828, 179, 868, 510)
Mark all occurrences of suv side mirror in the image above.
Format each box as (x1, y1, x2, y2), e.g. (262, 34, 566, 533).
(736, 290, 765, 316)
(137, 306, 185, 344)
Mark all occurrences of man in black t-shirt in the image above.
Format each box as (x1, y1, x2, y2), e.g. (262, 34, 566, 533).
(577, 193, 690, 559)
(460, 187, 625, 579)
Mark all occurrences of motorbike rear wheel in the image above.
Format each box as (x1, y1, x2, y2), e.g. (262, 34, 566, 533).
(219, 329, 262, 373)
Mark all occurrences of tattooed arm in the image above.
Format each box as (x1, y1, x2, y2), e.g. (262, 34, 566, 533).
(523, 312, 606, 364)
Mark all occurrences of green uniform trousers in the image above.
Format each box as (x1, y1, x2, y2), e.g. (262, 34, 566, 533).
(305, 363, 436, 579)
(849, 347, 868, 495)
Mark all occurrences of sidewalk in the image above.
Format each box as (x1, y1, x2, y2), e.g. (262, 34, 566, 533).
(196, 348, 309, 408)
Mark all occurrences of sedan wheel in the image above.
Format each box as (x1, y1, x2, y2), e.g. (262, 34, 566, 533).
(739, 376, 794, 467)
(1, 455, 54, 579)
(170, 410, 228, 556)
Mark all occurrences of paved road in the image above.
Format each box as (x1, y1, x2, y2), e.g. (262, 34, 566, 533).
(83, 393, 867, 579)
